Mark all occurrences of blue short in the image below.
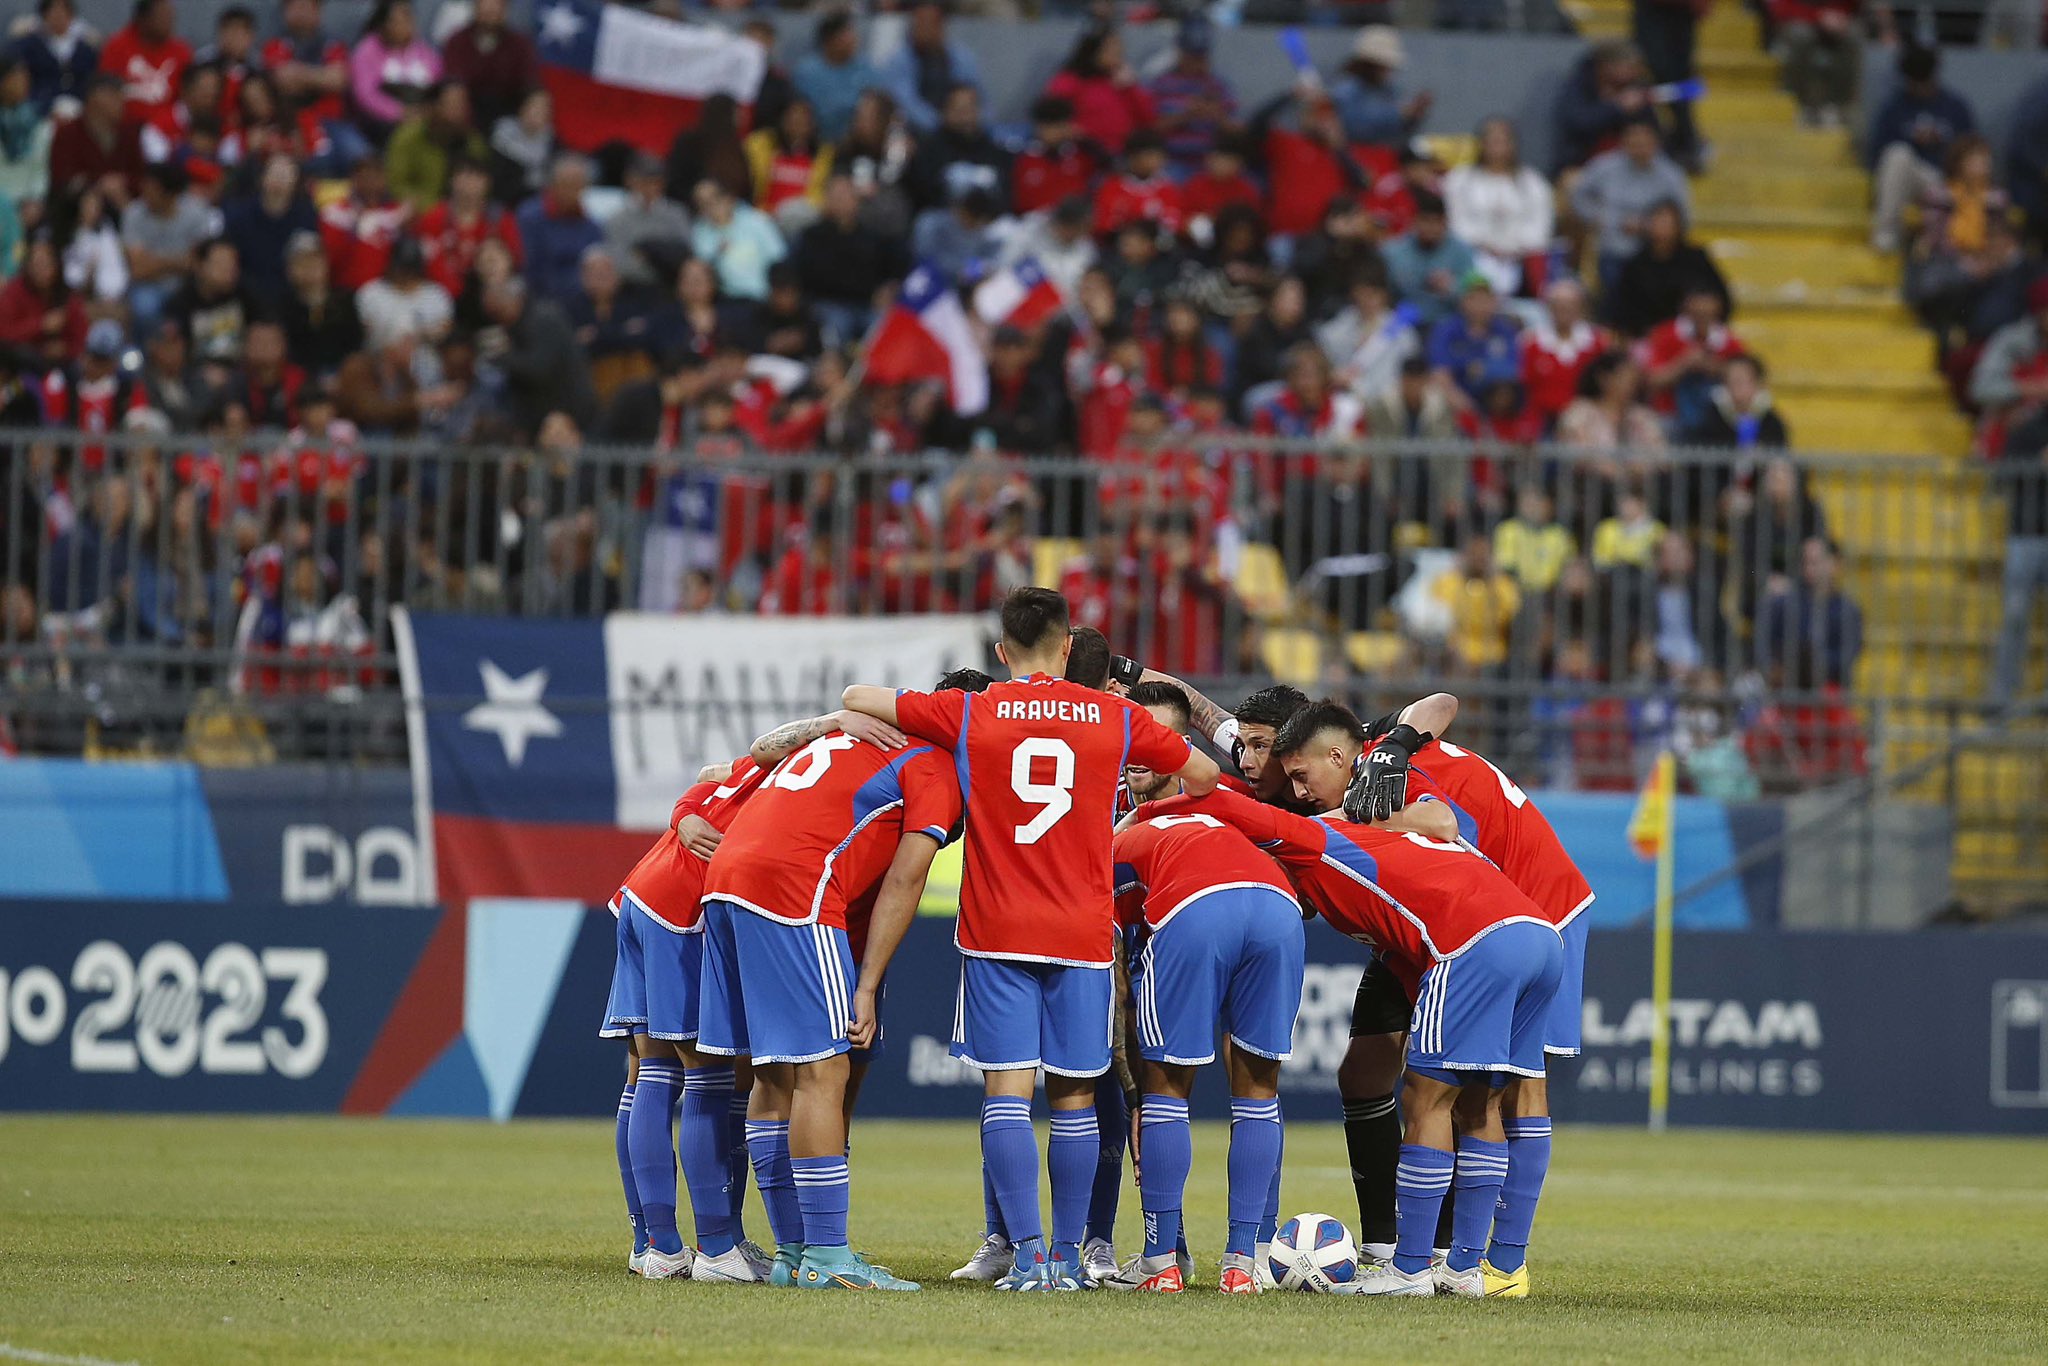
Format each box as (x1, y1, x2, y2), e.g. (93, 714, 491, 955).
(950, 956, 1113, 1078)
(1131, 886, 1305, 1066)
(599, 895, 702, 1041)
(697, 899, 854, 1065)
(1546, 911, 1592, 1056)
(1407, 920, 1564, 1082)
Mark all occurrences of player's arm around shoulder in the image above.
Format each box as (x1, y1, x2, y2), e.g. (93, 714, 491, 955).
(1373, 795, 1459, 844)
(750, 705, 906, 766)
(849, 831, 946, 1049)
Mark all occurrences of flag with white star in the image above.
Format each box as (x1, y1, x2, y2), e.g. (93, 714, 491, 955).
(534, 0, 767, 156)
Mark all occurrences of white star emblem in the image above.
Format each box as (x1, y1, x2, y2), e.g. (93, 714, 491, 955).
(463, 660, 564, 768)
(538, 2, 586, 47)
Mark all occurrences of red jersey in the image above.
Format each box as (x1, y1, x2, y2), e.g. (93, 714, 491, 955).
(1112, 809, 1297, 933)
(415, 202, 523, 295)
(612, 757, 768, 933)
(1405, 739, 1594, 928)
(1149, 787, 1549, 986)
(702, 734, 960, 935)
(100, 27, 193, 121)
(1522, 321, 1609, 426)
(1011, 140, 1099, 216)
(1634, 319, 1745, 415)
(894, 674, 1193, 966)
(1093, 173, 1185, 237)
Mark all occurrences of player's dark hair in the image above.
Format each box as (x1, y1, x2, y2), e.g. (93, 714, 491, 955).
(1272, 697, 1366, 760)
(1064, 625, 1112, 689)
(1128, 681, 1192, 732)
(999, 586, 1070, 654)
(1234, 683, 1310, 731)
(936, 667, 995, 693)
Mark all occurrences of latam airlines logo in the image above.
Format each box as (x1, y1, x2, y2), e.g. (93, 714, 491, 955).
(1578, 996, 1824, 1099)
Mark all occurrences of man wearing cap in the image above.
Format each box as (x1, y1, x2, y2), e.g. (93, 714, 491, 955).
(1148, 16, 1238, 176)
(1427, 271, 1523, 410)
(881, 0, 984, 135)
(1333, 26, 1431, 149)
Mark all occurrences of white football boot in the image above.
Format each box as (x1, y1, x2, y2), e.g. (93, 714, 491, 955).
(950, 1233, 1014, 1282)
(640, 1245, 694, 1280)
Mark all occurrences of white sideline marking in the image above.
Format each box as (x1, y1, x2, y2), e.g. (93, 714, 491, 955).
(0, 1344, 140, 1366)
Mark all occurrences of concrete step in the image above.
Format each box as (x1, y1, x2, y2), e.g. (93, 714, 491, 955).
(1778, 394, 1973, 454)
(1708, 126, 1856, 167)
(1773, 368, 1951, 401)
(1695, 203, 1871, 238)
(1858, 641, 1989, 696)
(1697, 87, 1805, 127)
(1706, 234, 1898, 291)
(1699, 47, 1783, 87)
(1737, 293, 1918, 328)
(1735, 317, 1935, 375)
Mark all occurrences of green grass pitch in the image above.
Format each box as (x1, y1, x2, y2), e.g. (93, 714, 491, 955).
(3, 1116, 2045, 1364)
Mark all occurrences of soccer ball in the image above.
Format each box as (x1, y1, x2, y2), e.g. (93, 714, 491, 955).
(1269, 1213, 1359, 1292)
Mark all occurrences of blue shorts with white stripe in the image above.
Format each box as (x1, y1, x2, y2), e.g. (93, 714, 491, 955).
(1406, 920, 1564, 1084)
(696, 898, 855, 1066)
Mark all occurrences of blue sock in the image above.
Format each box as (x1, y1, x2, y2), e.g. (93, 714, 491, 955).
(1228, 1097, 1282, 1258)
(1261, 1099, 1285, 1244)
(1087, 1076, 1127, 1245)
(727, 1092, 753, 1244)
(982, 1163, 1008, 1240)
(1047, 1107, 1098, 1263)
(791, 1155, 851, 1251)
(744, 1120, 803, 1249)
(679, 1066, 736, 1256)
(1394, 1144, 1455, 1274)
(615, 1082, 645, 1254)
(1449, 1137, 1510, 1273)
(981, 1097, 1042, 1259)
(628, 1062, 683, 1256)
(1136, 1094, 1190, 1259)
(1488, 1117, 1552, 1274)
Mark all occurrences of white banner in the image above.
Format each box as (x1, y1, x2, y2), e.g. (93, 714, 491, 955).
(601, 613, 988, 829)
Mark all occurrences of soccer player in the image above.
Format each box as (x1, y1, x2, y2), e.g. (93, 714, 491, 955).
(1102, 682, 1307, 1295)
(600, 756, 772, 1282)
(843, 587, 1219, 1291)
(1142, 779, 1563, 1300)
(1341, 717, 1593, 1298)
(697, 674, 981, 1291)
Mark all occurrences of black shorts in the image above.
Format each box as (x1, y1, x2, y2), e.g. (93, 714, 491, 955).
(1348, 956, 1414, 1039)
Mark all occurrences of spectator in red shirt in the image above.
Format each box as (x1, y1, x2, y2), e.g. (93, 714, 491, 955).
(1010, 96, 1100, 216)
(224, 317, 305, 430)
(100, 0, 192, 126)
(1043, 28, 1154, 156)
(141, 61, 224, 166)
(49, 74, 145, 211)
(416, 156, 521, 296)
(759, 508, 848, 616)
(1249, 82, 1361, 240)
(438, 0, 536, 133)
(318, 150, 409, 290)
(1522, 278, 1609, 429)
(1147, 296, 1226, 399)
(1092, 129, 1183, 239)
(1060, 522, 1141, 641)
(0, 236, 89, 366)
(1146, 512, 1229, 676)
(1181, 137, 1263, 245)
(1635, 284, 1744, 425)
(263, 0, 366, 173)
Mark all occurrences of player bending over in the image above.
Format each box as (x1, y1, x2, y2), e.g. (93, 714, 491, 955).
(1100, 682, 1307, 1294)
(600, 756, 774, 1282)
(1338, 718, 1593, 1297)
(1149, 772, 1563, 1299)
(844, 587, 1218, 1291)
(694, 671, 985, 1290)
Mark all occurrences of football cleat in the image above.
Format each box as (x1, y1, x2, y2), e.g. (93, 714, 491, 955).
(1346, 1262, 1436, 1297)
(1359, 1241, 1396, 1270)
(1251, 1243, 1277, 1291)
(628, 1249, 646, 1277)
(1435, 1260, 1485, 1298)
(993, 1247, 1051, 1292)
(1218, 1253, 1261, 1295)
(692, 1246, 763, 1283)
(1102, 1254, 1183, 1293)
(1178, 1244, 1196, 1283)
(1481, 1259, 1530, 1299)
(736, 1238, 775, 1281)
(768, 1242, 804, 1287)
(951, 1234, 1014, 1282)
(798, 1250, 920, 1291)
(1080, 1237, 1118, 1284)
(1046, 1251, 1093, 1291)
(639, 1245, 694, 1281)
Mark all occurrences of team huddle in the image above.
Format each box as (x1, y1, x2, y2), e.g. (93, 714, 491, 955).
(599, 586, 1592, 1296)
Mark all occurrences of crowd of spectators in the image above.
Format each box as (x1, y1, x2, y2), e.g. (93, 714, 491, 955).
(0, 0, 1892, 781)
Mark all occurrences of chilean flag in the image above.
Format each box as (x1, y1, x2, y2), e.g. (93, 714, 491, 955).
(973, 258, 1066, 332)
(864, 265, 989, 416)
(534, 0, 765, 156)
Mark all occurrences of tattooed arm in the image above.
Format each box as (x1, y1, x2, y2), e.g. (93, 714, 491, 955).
(1136, 667, 1236, 750)
(749, 708, 908, 767)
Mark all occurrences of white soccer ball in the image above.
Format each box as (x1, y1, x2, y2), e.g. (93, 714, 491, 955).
(1269, 1212, 1359, 1292)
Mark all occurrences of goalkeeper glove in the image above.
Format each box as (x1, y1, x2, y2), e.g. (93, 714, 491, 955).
(1342, 723, 1430, 824)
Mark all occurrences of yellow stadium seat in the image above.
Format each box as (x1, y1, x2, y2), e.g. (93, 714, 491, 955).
(1261, 629, 1323, 686)
(1344, 631, 1409, 675)
(1032, 537, 1082, 589)
(1235, 543, 1292, 618)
